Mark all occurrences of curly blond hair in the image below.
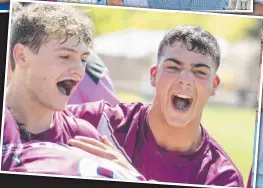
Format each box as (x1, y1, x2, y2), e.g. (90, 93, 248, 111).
(10, 2, 94, 71)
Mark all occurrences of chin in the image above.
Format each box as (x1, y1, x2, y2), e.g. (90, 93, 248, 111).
(50, 102, 68, 112)
(53, 106, 66, 112)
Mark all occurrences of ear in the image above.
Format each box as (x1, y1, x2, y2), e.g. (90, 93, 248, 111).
(12, 43, 29, 70)
(211, 75, 220, 96)
(150, 65, 158, 87)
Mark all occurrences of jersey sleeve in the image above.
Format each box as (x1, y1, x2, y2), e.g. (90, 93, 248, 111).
(66, 101, 145, 163)
(1, 108, 23, 171)
(66, 100, 106, 129)
(2, 108, 21, 145)
(67, 100, 144, 133)
(208, 172, 243, 187)
(66, 100, 126, 131)
(74, 118, 102, 141)
(205, 162, 244, 187)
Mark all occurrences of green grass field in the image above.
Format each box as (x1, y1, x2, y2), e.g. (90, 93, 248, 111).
(117, 91, 256, 187)
(203, 106, 255, 187)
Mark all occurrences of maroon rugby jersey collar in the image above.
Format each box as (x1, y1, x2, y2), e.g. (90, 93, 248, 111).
(142, 105, 210, 166)
(25, 112, 62, 142)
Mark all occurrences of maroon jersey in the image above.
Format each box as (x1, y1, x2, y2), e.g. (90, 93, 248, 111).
(1, 107, 101, 171)
(1, 108, 145, 181)
(67, 100, 244, 187)
(17, 108, 101, 143)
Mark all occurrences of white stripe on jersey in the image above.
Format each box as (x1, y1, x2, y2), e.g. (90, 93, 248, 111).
(97, 112, 132, 163)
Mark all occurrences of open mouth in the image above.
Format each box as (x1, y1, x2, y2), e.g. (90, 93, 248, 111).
(57, 79, 78, 96)
(172, 94, 193, 112)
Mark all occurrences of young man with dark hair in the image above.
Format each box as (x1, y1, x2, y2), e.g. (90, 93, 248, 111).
(67, 25, 243, 186)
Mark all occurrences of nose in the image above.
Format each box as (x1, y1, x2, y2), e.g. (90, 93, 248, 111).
(69, 59, 85, 80)
(178, 70, 193, 87)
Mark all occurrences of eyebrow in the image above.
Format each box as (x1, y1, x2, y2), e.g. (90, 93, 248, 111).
(55, 47, 90, 56)
(164, 58, 211, 70)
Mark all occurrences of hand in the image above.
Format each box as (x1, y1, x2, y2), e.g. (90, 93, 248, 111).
(68, 136, 138, 174)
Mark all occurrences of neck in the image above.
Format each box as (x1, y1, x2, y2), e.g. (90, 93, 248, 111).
(6, 81, 54, 134)
(148, 104, 203, 153)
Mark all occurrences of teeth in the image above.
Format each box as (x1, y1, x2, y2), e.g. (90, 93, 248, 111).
(175, 94, 191, 99)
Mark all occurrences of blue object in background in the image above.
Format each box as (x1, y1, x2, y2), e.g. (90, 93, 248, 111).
(147, 0, 228, 10)
(96, 0, 107, 4)
(252, 110, 263, 188)
(0, 3, 9, 10)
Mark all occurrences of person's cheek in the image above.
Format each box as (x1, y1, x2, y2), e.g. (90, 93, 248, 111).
(195, 80, 211, 105)
(157, 76, 170, 103)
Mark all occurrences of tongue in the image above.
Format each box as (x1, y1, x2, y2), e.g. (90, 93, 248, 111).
(174, 98, 188, 111)
(58, 85, 67, 96)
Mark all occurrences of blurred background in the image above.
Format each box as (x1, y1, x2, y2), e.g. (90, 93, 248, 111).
(228, 0, 252, 10)
(0, 0, 253, 11)
(61, 0, 253, 11)
(77, 5, 261, 186)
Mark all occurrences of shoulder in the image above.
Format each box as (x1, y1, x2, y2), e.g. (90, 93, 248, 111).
(2, 108, 23, 171)
(71, 117, 102, 141)
(65, 100, 147, 132)
(66, 100, 106, 126)
(205, 132, 244, 187)
(96, 102, 148, 163)
(3, 107, 21, 144)
(96, 102, 148, 143)
(55, 107, 102, 140)
(97, 102, 147, 130)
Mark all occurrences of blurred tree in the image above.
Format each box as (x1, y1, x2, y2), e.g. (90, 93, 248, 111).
(76, 6, 261, 42)
(246, 20, 262, 39)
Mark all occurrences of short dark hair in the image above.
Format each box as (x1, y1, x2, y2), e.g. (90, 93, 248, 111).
(157, 25, 221, 70)
(10, 3, 93, 71)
